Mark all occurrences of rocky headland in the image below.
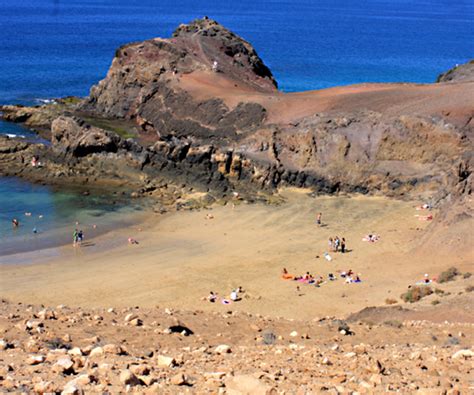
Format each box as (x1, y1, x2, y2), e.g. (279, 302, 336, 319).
(1, 18, 472, 206)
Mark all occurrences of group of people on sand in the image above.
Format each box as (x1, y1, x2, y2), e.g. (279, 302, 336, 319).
(281, 268, 361, 286)
(328, 236, 346, 253)
(206, 286, 243, 304)
(339, 269, 362, 283)
(73, 229, 84, 246)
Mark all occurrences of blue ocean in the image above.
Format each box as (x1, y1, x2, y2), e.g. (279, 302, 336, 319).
(0, 0, 472, 256)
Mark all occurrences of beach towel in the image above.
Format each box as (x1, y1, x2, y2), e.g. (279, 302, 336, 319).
(324, 252, 332, 261)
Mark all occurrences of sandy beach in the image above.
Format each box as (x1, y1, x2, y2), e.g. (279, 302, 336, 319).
(1, 189, 470, 319)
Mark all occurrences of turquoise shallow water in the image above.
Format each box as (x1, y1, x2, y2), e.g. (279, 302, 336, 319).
(0, 177, 147, 258)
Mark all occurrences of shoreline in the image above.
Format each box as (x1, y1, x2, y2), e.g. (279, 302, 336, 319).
(0, 204, 156, 265)
(2, 189, 471, 320)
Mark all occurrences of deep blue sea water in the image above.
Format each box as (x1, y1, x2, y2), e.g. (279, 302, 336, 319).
(0, 0, 472, 103)
(0, 0, 472, 256)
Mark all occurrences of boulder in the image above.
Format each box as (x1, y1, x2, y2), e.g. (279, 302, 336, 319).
(51, 116, 121, 157)
(156, 355, 175, 368)
(53, 357, 75, 374)
(119, 370, 141, 386)
(225, 374, 274, 395)
(89, 347, 104, 358)
(170, 373, 186, 386)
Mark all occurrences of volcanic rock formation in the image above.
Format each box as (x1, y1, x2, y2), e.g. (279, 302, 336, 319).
(1, 18, 473, 208)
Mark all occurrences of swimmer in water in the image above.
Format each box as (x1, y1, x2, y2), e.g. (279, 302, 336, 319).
(12, 218, 19, 228)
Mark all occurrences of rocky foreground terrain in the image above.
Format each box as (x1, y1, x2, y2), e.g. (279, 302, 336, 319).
(1, 298, 473, 394)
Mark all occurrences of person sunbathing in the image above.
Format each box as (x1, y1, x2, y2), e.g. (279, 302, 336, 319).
(230, 289, 241, 301)
(207, 291, 217, 303)
(281, 268, 294, 280)
(303, 272, 313, 281)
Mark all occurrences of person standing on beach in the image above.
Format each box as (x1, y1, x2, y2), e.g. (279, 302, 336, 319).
(316, 212, 322, 226)
(73, 229, 78, 246)
(328, 237, 333, 252)
(341, 237, 346, 253)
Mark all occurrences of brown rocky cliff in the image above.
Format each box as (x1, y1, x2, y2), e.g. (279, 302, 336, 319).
(2, 21, 473, 209)
(437, 59, 474, 83)
(83, 17, 275, 140)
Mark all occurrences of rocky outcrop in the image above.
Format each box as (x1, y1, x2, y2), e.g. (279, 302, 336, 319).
(0, 19, 472, 214)
(437, 59, 474, 83)
(52, 116, 122, 157)
(0, 97, 82, 137)
(83, 17, 275, 140)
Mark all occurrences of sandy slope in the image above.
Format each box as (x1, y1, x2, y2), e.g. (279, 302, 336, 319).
(177, 70, 474, 126)
(1, 190, 472, 320)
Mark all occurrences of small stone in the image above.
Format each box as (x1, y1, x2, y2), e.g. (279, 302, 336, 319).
(89, 346, 104, 357)
(34, 381, 54, 394)
(130, 365, 150, 376)
(322, 357, 332, 365)
(27, 355, 45, 365)
(345, 352, 356, 358)
(124, 313, 138, 322)
(53, 357, 75, 374)
(139, 375, 156, 386)
(119, 370, 141, 386)
(225, 374, 273, 395)
(214, 344, 232, 354)
(170, 373, 186, 385)
(157, 355, 175, 367)
(61, 383, 83, 395)
(103, 344, 122, 355)
(129, 318, 143, 326)
(72, 374, 91, 386)
(68, 347, 83, 357)
(0, 339, 8, 350)
(409, 351, 421, 360)
(289, 331, 298, 337)
(452, 349, 474, 359)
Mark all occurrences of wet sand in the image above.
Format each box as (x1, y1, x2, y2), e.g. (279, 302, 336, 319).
(0, 189, 471, 319)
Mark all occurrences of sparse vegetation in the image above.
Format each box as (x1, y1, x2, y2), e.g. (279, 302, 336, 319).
(465, 285, 474, 293)
(462, 272, 472, 279)
(82, 116, 137, 139)
(401, 286, 433, 303)
(434, 288, 445, 295)
(385, 298, 398, 305)
(431, 300, 440, 306)
(438, 267, 460, 283)
(383, 320, 402, 328)
(45, 338, 71, 350)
